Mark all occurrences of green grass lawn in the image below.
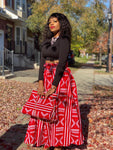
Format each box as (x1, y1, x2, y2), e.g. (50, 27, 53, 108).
(72, 56, 91, 68)
(68, 56, 91, 70)
(75, 56, 90, 64)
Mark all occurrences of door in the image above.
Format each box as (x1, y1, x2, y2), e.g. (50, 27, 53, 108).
(0, 30, 4, 65)
(27, 37, 34, 58)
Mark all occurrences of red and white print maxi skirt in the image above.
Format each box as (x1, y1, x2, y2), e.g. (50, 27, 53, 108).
(24, 63, 84, 148)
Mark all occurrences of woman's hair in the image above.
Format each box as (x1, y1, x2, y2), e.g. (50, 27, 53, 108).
(42, 13, 72, 42)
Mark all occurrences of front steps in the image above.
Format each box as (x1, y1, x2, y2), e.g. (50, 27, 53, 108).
(0, 73, 15, 79)
(0, 66, 15, 79)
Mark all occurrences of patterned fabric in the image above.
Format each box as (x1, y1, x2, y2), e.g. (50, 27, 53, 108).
(24, 63, 84, 148)
(21, 90, 58, 122)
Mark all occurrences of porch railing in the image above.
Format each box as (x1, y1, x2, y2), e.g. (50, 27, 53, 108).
(0, 48, 14, 76)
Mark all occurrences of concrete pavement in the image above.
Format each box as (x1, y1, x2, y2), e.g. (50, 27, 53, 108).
(73, 61, 94, 103)
(10, 60, 113, 87)
(74, 60, 113, 103)
(10, 60, 113, 103)
(10, 68, 39, 83)
(94, 72, 113, 87)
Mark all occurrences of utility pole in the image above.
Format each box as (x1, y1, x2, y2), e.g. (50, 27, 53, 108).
(111, 0, 113, 71)
(109, 0, 113, 71)
(107, 0, 113, 72)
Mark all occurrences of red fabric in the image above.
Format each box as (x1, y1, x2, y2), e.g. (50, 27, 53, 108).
(22, 91, 58, 122)
(24, 63, 84, 148)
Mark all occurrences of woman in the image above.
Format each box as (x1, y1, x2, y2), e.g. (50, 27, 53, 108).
(24, 13, 84, 150)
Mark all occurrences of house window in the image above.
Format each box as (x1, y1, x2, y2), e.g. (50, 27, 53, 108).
(6, 0, 12, 7)
(7, 25, 13, 41)
(16, 27, 20, 45)
(22, 0, 26, 12)
(16, 0, 21, 10)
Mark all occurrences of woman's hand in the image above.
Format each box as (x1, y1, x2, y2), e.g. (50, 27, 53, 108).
(45, 85, 57, 98)
(37, 80, 45, 97)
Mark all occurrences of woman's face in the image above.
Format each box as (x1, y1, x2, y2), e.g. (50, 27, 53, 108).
(49, 17, 60, 37)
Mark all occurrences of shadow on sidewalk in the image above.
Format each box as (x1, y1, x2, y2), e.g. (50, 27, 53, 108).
(0, 124, 28, 150)
(63, 104, 91, 150)
(80, 104, 91, 149)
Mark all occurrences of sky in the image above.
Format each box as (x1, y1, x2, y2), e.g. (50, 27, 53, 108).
(85, 1, 110, 20)
(104, 0, 110, 9)
(86, 0, 110, 9)
(104, 1, 110, 16)
(86, 1, 110, 15)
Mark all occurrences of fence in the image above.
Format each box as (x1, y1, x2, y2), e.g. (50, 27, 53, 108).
(0, 48, 14, 76)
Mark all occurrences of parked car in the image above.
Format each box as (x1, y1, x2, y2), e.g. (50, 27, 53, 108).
(102, 55, 113, 67)
(68, 50, 75, 66)
(112, 55, 113, 67)
(102, 55, 107, 65)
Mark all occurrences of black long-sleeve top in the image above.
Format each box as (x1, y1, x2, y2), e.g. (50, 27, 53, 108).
(38, 37, 70, 87)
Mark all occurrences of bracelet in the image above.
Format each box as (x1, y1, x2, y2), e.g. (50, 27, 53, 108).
(51, 85, 57, 89)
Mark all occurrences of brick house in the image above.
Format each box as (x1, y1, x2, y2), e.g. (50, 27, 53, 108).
(79, 49, 86, 57)
(0, 0, 38, 69)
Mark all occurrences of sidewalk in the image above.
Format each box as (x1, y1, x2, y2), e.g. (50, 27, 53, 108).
(11, 60, 113, 102)
(0, 60, 113, 150)
(10, 68, 39, 83)
(94, 71, 113, 87)
(73, 61, 94, 104)
(10, 60, 113, 87)
(74, 61, 113, 103)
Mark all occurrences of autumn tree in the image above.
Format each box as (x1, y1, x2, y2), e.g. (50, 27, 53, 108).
(78, 0, 108, 52)
(26, 0, 59, 33)
(26, 0, 87, 36)
(26, 0, 108, 54)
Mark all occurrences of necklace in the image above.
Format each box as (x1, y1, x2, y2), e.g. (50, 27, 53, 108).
(51, 36, 59, 45)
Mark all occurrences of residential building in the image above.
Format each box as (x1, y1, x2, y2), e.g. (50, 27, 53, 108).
(0, 0, 38, 70)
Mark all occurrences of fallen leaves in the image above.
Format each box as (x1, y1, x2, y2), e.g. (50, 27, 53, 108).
(0, 79, 38, 136)
(84, 85, 113, 149)
(0, 80, 113, 150)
